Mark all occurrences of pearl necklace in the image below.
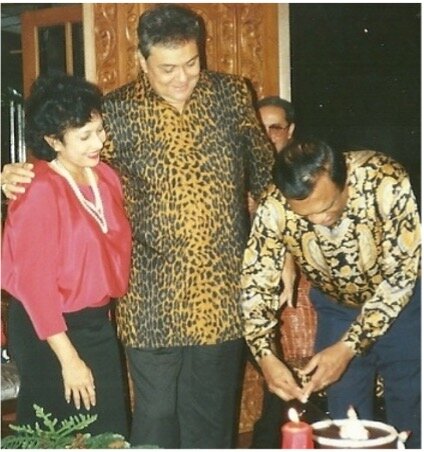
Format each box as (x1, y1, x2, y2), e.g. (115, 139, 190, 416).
(51, 159, 108, 233)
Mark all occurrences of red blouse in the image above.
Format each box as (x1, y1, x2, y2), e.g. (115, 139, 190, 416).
(2, 160, 132, 340)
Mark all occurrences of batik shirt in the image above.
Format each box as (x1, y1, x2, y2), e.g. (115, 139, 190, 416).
(241, 150, 421, 360)
(101, 70, 274, 348)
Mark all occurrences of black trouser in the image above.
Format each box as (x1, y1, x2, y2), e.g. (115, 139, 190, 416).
(127, 338, 245, 448)
(251, 387, 287, 448)
(8, 297, 129, 438)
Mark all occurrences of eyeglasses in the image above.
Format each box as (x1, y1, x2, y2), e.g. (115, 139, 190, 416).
(267, 123, 290, 134)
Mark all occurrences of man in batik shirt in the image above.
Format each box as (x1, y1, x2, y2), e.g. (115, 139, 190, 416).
(241, 139, 421, 448)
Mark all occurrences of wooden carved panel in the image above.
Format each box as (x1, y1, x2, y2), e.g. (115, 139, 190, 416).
(92, 3, 278, 97)
(188, 3, 237, 74)
(93, 4, 118, 92)
(93, 3, 142, 93)
(190, 3, 279, 98)
(237, 4, 279, 99)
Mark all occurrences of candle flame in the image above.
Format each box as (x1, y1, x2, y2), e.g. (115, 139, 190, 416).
(398, 431, 410, 443)
(340, 406, 369, 440)
(346, 405, 358, 420)
(288, 407, 300, 423)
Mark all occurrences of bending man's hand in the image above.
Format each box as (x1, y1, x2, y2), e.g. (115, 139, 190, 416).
(259, 354, 307, 402)
(300, 341, 355, 400)
(1, 162, 34, 200)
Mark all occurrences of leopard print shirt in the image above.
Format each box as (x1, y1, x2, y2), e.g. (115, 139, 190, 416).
(101, 71, 274, 348)
(241, 150, 421, 360)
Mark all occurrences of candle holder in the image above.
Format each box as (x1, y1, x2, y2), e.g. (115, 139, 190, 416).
(311, 407, 407, 450)
(281, 407, 314, 449)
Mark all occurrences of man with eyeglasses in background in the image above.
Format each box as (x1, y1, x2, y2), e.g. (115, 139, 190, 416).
(250, 96, 314, 448)
(257, 96, 296, 154)
(247, 97, 295, 220)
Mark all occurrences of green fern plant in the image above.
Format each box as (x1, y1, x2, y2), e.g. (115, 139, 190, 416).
(1, 404, 129, 449)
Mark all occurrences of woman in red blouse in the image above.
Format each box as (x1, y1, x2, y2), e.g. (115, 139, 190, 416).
(1, 74, 132, 436)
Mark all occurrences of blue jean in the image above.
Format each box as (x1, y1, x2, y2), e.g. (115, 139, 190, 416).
(310, 280, 421, 449)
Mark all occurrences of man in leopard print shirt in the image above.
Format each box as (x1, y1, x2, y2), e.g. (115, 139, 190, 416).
(241, 139, 421, 448)
(99, 4, 274, 449)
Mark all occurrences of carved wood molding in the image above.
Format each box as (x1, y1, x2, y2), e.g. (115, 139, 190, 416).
(188, 3, 237, 74)
(238, 5, 266, 99)
(93, 4, 118, 93)
(92, 3, 278, 96)
(121, 4, 140, 85)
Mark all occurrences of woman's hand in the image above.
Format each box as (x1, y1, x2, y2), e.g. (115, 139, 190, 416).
(47, 332, 96, 410)
(1, 162, 34, 200)
(61, 356, 96, 410)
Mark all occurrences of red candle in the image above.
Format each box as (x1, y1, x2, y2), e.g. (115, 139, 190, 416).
(281, 408, 314, 449)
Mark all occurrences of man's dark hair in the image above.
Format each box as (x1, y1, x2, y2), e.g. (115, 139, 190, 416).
(138, 4, 203, 58)
(273, 139, 347, 200)
(25, 73, 103, 161)
(256, 96, 295, 124)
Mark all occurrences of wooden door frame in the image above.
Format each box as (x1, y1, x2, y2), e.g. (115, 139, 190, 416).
(21, 5, 82, 98)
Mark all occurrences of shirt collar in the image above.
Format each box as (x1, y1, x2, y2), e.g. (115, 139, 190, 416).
(136, 70, 214, 106)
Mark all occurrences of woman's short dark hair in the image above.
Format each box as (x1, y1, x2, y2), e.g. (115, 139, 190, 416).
(272, 139, 347, 199)
(138, 4, 202, 58)
(25, 73, 103, 161)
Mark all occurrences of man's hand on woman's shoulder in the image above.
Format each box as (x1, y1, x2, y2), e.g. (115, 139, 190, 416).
(1, 162, 35, 200)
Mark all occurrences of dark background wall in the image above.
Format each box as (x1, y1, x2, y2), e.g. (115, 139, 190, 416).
(1, 4, 421, 202)
(289, 3, 421, 203)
